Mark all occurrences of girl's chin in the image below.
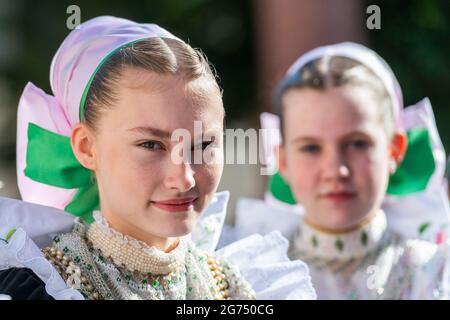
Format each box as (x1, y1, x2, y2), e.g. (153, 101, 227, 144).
(165, 218, 198, 237)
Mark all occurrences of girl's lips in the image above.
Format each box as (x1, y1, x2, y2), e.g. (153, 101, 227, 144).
(151, 197, 197, 212)
(321, 191, 356, 203)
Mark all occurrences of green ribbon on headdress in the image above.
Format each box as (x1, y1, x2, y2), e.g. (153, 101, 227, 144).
(24, 123, 99, 223)
(269, 127, 436, 204)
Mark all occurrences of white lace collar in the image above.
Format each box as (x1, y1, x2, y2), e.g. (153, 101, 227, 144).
(86, 211, 187, 275)
(292, 210, 388, 260)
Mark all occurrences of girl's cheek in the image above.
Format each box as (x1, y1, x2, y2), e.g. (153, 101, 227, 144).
(289, 154, 318, 177)
(291, 178, 315, 204)
(348, 154, 375, 180)
(194, 164, 222, 192)
(350, 152, 388, 189)
(199, 147, 224, 174)
(199, 146, 224, 172)
(202, 163, 222, 181)
(133, 147, 164, 162)
(288, 159, 318, 196)
(121, 153, 166, 183)
(363, 146, 389, 171)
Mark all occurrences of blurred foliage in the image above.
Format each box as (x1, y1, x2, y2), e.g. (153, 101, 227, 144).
(367, 0, 450, 152)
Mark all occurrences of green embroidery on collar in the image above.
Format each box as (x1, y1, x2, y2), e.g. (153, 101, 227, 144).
(335, 238, 344, 252)
(361, 231, 368, 246)
(311, 235, 319, 248)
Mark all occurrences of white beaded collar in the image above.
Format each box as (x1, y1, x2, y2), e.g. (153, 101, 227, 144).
(292, 210, 387, 260)
(86, 211, 187, 275)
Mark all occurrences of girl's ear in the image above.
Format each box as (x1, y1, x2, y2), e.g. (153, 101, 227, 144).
(277, 144, 290, 183)
(71, 123, 96, 170)
(389, 131, 408, 168)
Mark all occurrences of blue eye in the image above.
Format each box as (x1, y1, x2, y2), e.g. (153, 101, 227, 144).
(300, 144, 320, 154)
(348, 139, 370, 150)
(139, 141, 164, 151)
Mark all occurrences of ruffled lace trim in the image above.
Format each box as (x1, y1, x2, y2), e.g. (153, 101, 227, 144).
(216, 231, 317, 300)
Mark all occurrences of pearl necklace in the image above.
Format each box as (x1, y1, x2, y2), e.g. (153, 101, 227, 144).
(86, 211, 186, 275)
(42, 246, 102, 300)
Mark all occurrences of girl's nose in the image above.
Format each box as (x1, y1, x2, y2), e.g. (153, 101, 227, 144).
(321, 149, 350, 181)
(164, 161, 196, 192)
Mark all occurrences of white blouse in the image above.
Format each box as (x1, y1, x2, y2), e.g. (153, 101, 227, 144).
(0, 195, 316, 300)
(290, 211, 450, 299)
(227, 197, 450, 299)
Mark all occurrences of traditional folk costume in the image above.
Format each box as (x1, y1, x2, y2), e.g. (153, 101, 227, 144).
(0, 16, 316, 300)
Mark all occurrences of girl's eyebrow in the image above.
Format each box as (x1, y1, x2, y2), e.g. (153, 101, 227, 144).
(291, 130, 371, 144)
(340, 130, 371, 140)
(128, 126, 171, 139)
(292, 136, 321, 144)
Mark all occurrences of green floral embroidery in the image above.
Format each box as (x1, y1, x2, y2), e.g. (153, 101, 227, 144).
(361, 231, 368, 246)
(5, 228, 16, 242)
(335, 238, 344, 252)
(418, 222, 431, 236)
(311, 235, 319, 247)
(152, 280, 160, 288)
(194, 224, 216, 248)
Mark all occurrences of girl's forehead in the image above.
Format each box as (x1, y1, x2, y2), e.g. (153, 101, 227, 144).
(100, 76, 223, 134)
(283, 87, 385, 140)
(119, 69, 222, 110)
